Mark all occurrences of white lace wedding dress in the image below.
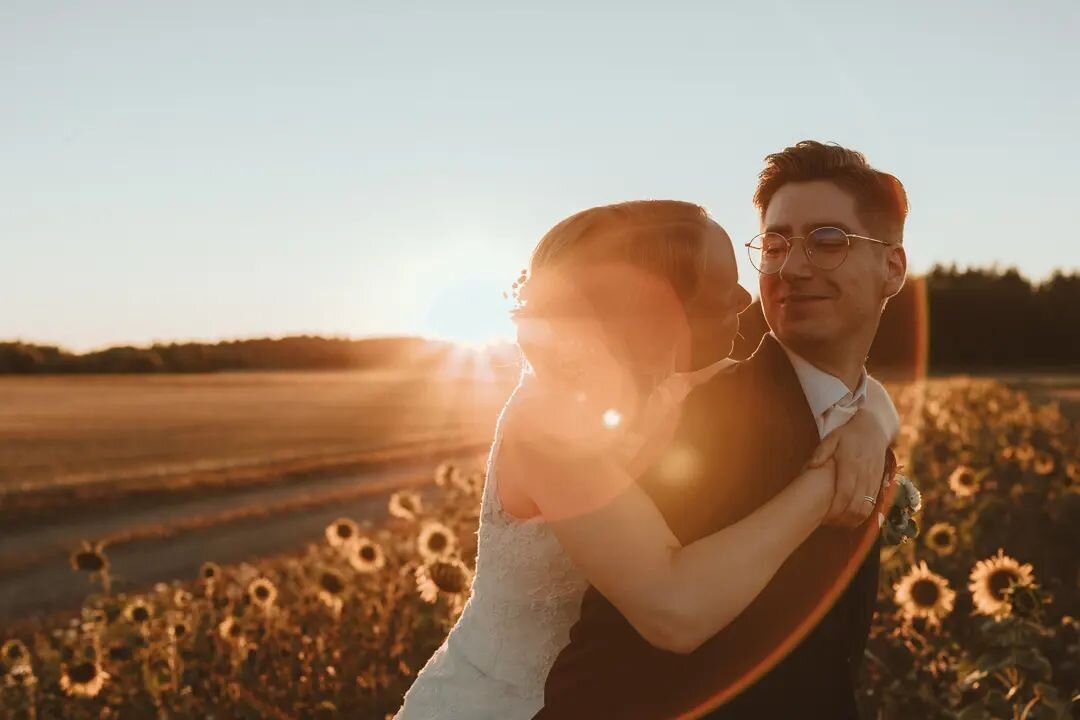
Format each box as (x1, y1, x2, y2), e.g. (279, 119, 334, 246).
(393, 394, 591, 719)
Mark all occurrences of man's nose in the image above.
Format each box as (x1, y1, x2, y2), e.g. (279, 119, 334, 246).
(779, 237, 814, 281)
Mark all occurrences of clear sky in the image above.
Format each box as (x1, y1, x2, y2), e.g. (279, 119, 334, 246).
(4, 1, 1078, 351)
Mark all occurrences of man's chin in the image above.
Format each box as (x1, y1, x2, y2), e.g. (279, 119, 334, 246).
(771, 321, 836, 349)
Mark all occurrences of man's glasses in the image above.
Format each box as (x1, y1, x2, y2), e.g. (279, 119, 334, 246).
(745, 226, 894, 275)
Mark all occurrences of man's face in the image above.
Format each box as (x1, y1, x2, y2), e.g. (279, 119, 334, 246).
(684, 220, 752, 369)
(759, 180, 906, 352)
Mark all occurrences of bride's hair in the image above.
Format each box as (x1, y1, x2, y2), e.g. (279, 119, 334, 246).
(512, 200, 715, 387)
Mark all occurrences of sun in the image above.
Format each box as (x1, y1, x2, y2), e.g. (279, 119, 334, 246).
(421, 272, 517, 347)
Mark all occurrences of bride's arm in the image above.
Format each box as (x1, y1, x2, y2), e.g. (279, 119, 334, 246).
(501, 426, 836, 655)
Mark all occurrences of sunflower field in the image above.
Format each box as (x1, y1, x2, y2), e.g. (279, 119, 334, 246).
(1, 378, 1077, 719)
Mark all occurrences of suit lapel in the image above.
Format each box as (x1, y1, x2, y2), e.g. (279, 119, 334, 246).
(697, 335, 820, 534)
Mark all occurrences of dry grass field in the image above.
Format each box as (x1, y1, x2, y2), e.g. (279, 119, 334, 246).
(0, 363, 518, 524)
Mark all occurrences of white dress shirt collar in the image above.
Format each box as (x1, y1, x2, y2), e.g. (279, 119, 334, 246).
(770, 332, 868, 436)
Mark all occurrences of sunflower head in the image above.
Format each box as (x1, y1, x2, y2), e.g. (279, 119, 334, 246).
(948, 466, 980, 498)
(1, 639, 29, 667)
(124, 599, 153, 625)
(70, 542, 108, 573)
(348, 538, 386, 574)
(1033, 452, 1056, 476)
(1014, 442, 1036, 463)
(218, 616, 245, 644)
(415, 558, 473, 604)
(319, 569, 346, 596)
(200, 561, 222, 583)
(388, 491, 422, 521)
(325, 518, 359, 548)
(925, 522, 959, 556)
(248, 578, 278, 610)
(417, 521, 458, 562)
(434, 462, 460, 488)
(893, 560, 956, 626)
(460, 470, 485, 496)
(59, 661, 109, 698)
(168, 619, 190, 641)
(1005, 582, 1046, 622)
(968, 548, 1036, 620)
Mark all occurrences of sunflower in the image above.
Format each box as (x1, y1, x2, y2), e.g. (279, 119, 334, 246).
(1005, 582, 1045, 622)
(248, 577, 278, 611)
(1032, 452, 1056, 476)
(69, 541, 108, 573)
(924, 522, 959, 556)
(434, 462, 460, 488)
(456, 470, 485, 496)
(415, 558, 473, 604)
(1013, 442, 1036, 464)
(124, 599, 153, 625)
(59, 661, 109, 698)
(947, 466, 980, 498)
(4, 663, 37, 690)
(893, 560, 956, 626)
(200, 561, 222, 584)
(325, 517, 360, 549)
(1, 638, 29, 667)
(389, 490, 423, 521)
(968, 548, 1036, 620)
(417, 521, 458, 562)
(347, 537, 387, 574)
(167, 618, 190, 641)
(317, 569, 347, 615)
(218, 616, 245, 644)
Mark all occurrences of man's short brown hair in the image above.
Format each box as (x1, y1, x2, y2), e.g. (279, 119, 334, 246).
(753, 140, 908, 243)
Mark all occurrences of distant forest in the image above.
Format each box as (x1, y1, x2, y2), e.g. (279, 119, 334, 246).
(732, 265, 1080, 374)
(3, 266, 1078, 375)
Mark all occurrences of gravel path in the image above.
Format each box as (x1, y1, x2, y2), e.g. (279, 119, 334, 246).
(0, 451, 481, 624)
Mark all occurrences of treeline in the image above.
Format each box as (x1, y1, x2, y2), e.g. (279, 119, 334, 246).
(0, 336, 466, 374)
(3, 266, 1078, 375)
(733, 265, 1080, 373)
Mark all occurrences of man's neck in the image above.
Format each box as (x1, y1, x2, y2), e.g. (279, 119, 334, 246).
(775, 335, 869, 391)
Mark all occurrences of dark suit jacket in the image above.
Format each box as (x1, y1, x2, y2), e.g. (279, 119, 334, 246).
(536, 335, 886, 720)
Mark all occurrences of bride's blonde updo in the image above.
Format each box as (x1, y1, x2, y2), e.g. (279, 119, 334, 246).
(512, 200, 716, 394)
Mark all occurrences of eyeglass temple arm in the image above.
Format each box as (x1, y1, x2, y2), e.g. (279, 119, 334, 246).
(847, 233, 894, 247)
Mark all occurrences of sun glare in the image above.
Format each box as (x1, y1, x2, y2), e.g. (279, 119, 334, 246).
(422, 271, 518, 348)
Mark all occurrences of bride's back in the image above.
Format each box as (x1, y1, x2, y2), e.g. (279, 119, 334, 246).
(446, 393, 589, 690)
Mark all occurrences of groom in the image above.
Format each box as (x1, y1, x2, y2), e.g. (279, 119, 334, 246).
(536, 141, 908, 719)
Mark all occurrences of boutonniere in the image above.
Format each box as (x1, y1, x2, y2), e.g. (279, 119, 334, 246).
(881, 467, 921, 546)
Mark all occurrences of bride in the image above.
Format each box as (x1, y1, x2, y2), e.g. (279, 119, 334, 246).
(394, 200, 898, 719)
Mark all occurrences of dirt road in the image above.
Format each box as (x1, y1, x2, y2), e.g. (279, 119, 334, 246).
(0, 450, 485, 625)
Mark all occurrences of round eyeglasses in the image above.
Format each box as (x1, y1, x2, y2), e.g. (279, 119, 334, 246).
(745, 226, 894, 275)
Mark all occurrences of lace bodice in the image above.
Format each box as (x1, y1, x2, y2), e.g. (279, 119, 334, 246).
(444, 396, 589, 683)
(394, 391, 590, 718)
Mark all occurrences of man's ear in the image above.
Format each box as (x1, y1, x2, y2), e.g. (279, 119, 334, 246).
(883, 245, 907, 299)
